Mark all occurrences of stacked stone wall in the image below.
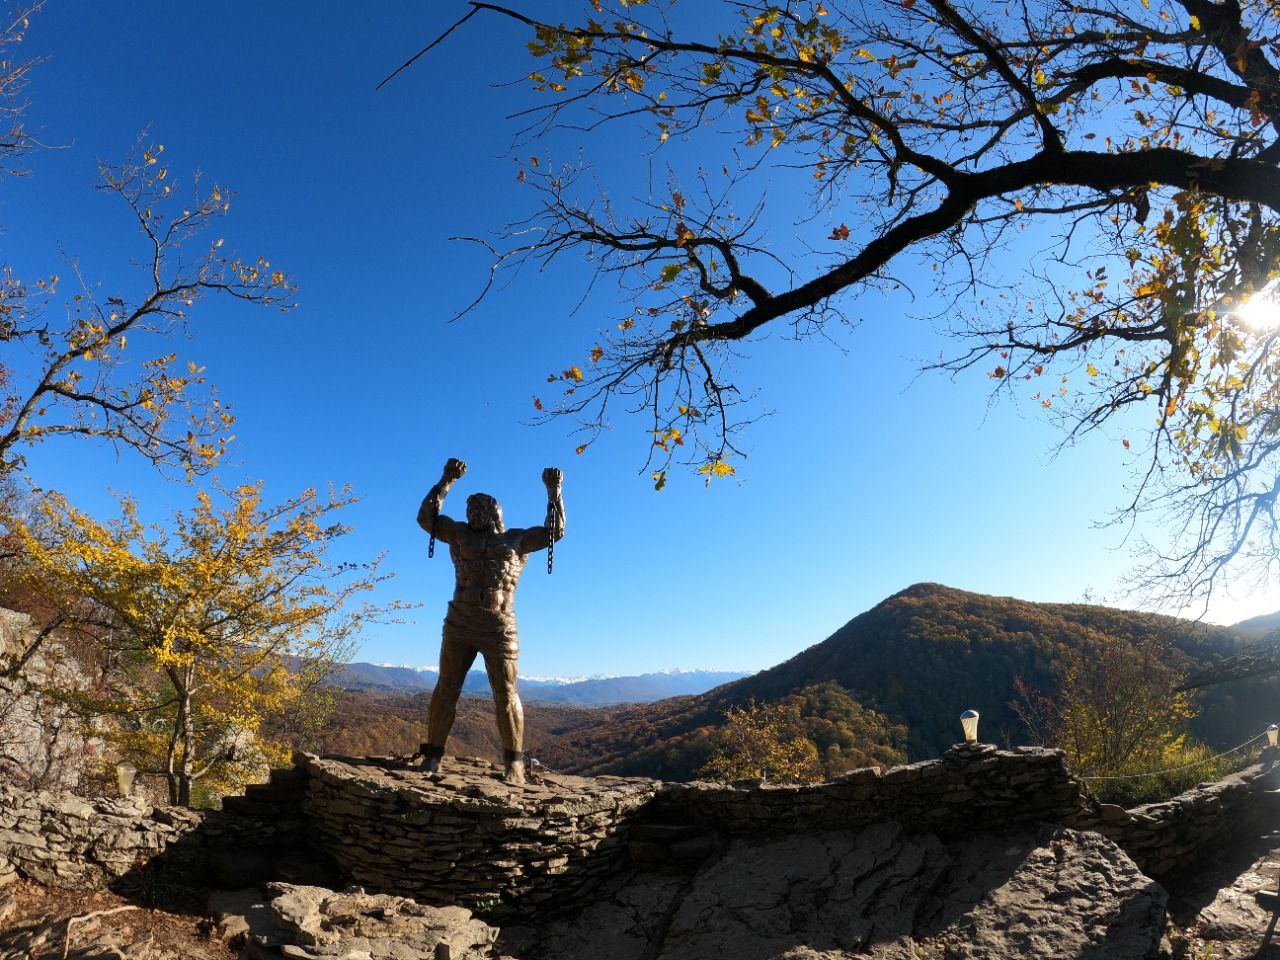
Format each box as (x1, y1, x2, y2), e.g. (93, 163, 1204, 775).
(1073, 761, 1280, 880)
(0, 767, 311, 893)
(0, 783, 209, 888)
(299, 754, 660, 914)
(650, 743, 1088, 836)
(3, 743, 1277, 912)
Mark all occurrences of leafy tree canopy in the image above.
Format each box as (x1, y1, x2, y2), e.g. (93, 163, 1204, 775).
(0, 5, 293, 483)
(701, 698, 824, 782)
(400, 0, 1280, 607)
(6, 484, 392, 806)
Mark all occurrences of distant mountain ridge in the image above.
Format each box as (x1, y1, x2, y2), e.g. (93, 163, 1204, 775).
(329, 661, 749, 706)
(1233, 611, 1280, 634)
(534, 583, 1270, 780)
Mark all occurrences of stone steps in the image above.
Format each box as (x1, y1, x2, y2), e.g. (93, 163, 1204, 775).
(220, 765, 309, 818)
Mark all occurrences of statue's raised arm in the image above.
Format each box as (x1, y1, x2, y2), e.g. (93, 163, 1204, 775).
(519, 467, 565, 555)
(418, 457, 466, 550)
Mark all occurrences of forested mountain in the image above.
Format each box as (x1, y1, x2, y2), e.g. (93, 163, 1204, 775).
(529, 584, 1275, 780)
(1234, 611, 1280, 635)
(311, 689, 612, 763)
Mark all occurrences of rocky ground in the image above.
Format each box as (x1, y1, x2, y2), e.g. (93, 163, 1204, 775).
(1166, 827, 1280, 958)
(0, 825, 1167, 960)
(9, 823, 1280, 959)
(0, 879, 496, 960)
(500, 823, 1168, 960)
(0, 879, 235, 960)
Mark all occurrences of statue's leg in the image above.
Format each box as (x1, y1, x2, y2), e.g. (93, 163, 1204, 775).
(421, 632, 477, 772)
(483, 648, 525, 784)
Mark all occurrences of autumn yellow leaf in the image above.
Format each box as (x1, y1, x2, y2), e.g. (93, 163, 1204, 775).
(697, 460, 736, 478)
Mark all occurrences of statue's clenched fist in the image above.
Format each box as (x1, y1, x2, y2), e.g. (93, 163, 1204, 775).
(443, 458, 467, 481)
(542, 467, 562, 490)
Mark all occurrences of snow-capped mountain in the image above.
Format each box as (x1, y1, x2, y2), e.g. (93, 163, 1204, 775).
(329, 660, 750, 706)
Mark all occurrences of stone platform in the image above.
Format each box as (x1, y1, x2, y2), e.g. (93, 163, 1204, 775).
(298, 754, 661, 914)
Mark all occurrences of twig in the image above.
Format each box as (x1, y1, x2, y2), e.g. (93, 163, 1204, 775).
(63, 905, 138, 959)
(376, 7, 479, 91)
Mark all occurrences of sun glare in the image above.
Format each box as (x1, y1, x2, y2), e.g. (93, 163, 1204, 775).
(1234, 285, 1280, 331)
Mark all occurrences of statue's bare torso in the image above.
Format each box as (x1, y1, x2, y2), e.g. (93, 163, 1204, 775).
(447, 530, 529, 619)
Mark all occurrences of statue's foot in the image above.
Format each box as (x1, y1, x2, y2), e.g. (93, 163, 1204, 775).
(410, 743, 444, 773)
(502, 760, 526, 785)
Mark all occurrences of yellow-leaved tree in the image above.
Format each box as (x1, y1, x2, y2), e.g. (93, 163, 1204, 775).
(700, 700, 823, 784)
(8, 483, 391, 806)
(1012, 633, 1217, 803)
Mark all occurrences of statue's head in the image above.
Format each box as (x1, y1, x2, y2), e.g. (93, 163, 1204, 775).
(466, 493, 504, 533)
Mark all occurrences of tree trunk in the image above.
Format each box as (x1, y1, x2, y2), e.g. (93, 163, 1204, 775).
(177, 681, 194, 808)
(165, 717, 180, 806)
(165, 666, 195, 807)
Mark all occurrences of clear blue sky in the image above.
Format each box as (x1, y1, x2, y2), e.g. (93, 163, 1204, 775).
(6, 1, 1274, 678)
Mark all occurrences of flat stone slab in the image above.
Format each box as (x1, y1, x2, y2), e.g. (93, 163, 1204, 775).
(503, 824, 1169, 960)
(1167, 827, 1280, 958)
(298, 754, 660, 913)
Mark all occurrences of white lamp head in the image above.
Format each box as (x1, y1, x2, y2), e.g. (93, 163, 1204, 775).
(960, 710, 980, 744)
(1269, 724, 1278, 748)
(115, 761, 137, 798)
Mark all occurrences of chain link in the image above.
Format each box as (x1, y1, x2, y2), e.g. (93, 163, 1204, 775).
(546, 501, 557, 573)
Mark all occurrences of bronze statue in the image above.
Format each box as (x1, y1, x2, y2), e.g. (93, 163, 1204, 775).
(412, 458, 565, 784)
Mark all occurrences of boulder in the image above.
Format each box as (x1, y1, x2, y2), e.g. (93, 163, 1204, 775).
(506, 824, 1168, 960)
(216, 883, 500, 960)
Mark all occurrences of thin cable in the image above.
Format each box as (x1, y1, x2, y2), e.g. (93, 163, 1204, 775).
(1076, 731, 1269, 782)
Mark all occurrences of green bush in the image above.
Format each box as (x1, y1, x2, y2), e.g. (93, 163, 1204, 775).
(1083, 737, 1256, 806)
